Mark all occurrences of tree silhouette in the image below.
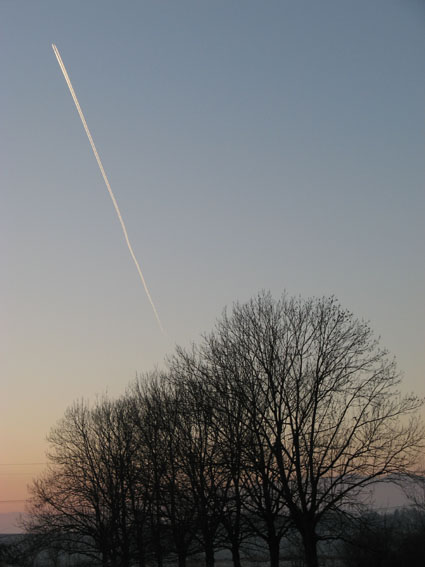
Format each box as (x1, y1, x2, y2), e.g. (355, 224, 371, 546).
(179, 292, 423, 567)
(24, 292, 424, 567)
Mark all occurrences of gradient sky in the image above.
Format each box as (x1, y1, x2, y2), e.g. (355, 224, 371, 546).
(2, 1, 424, 532)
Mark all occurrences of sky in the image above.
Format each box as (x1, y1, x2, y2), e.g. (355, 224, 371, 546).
(1, 0, 424, 532)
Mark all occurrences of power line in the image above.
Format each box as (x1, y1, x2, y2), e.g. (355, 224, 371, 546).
(0, 473, 37, 476)
(0, 463, 46, 466)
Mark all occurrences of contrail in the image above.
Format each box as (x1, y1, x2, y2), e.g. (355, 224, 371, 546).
(51, 44, 165, 335)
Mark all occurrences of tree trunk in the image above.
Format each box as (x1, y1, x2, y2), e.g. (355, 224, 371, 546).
(136, 532, 146, 567)
(205, 540, 215, 567)
(230, 543, 242, 567)
(301, 529, 319, 567)
(174, 529, 190, 567)
(268, 535, 280, 567)
(177, 549, 187, 567)
(155, 532, 163, 567)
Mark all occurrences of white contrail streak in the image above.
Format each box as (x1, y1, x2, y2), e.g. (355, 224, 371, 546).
(51, 44, 165, 335)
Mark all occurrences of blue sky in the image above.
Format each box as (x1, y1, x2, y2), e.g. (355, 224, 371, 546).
(1, 0, 424, 529)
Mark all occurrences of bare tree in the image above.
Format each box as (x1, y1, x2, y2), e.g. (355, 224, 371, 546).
(167, 358, 232, 567)
(205, 313, 295, 567)
(205, 371, 255, 567)
(193, 292, 424, 567)
(151, 383, 199, 567)
(131, 377, 168, 567)
(172, 344, 289, 567)
(128, 372, 199, 567)
(24, 397, 141, 567)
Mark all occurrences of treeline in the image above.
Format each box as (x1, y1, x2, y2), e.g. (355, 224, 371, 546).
(5, 509, 425, 567)
(22, 293, 423, 567)
(340, 508, 425, 567)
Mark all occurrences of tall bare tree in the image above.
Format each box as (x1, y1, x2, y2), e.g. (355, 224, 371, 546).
(128, 372, 198, 567)
(195, 292, 423, 567)
(24, 398, 141, 567)
(172, 343, 289, 567)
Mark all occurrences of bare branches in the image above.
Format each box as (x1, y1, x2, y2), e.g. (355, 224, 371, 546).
(24, 292, 423, 567)
(186, 292, 424, 567)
